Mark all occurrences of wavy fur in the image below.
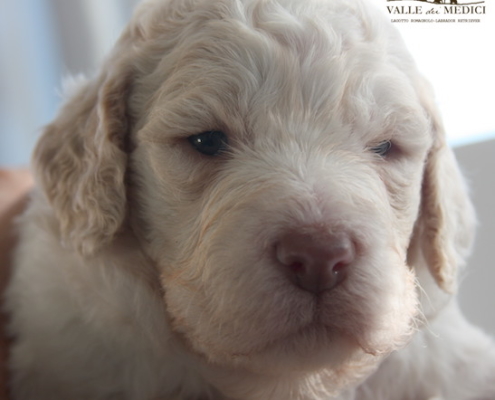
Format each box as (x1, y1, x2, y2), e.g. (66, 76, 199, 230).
(6, 0, 495, 399)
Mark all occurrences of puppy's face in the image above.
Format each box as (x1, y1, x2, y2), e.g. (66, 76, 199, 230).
(34, 0, 475, 394)
(130, 0, 429, 377)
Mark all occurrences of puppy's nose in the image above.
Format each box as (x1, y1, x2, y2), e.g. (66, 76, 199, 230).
(275, 231, 354, 294)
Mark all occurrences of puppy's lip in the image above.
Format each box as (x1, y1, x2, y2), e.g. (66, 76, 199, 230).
(228, 320, 340, 360)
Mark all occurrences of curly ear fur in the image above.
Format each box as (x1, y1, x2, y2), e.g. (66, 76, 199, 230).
(418, 143, 475, 292)
(408, 94, 476, 293)
(32, 58, 133, 256)
(30, 0, 199, 256)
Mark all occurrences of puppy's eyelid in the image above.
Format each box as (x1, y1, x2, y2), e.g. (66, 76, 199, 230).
(370, 140, 393, 157)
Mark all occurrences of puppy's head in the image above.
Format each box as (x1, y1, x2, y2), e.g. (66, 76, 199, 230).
(33, 0, 475, 395)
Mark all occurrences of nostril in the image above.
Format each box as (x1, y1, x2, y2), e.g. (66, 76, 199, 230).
(329, 261, 348, 287)
(274, 231, 354, 294)
(333, 262, 347, 272)
(333, 262, 347, 273)
(288, 261, 305, 274)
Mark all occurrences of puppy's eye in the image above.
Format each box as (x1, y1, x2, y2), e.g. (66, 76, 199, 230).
(188, 131, 228, 156)
(370, 140, 393, 157)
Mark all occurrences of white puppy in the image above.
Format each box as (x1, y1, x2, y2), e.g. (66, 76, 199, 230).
(6, 0, 495, 399)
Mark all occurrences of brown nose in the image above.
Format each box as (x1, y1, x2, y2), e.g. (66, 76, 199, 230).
(275, 231, 354, 294)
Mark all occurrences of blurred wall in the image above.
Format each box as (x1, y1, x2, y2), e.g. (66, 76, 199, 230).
(456, 139, 495, 336)
(0, 0, 139, 167)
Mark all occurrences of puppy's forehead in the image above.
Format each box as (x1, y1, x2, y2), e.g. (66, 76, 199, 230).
(138, 0, 427, 145)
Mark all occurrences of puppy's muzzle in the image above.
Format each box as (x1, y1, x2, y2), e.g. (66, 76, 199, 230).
(275, 230, 354, 294)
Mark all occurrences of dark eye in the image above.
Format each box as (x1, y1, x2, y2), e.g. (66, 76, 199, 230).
(188, 131, 228, 156)
(370, 140, 393, 157)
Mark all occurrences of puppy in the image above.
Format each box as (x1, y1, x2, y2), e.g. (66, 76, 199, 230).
(6, 0, 495, 399)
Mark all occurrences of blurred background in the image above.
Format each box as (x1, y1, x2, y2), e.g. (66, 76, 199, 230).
(0, 1, 493, 333)
(0, 0, 139, 166)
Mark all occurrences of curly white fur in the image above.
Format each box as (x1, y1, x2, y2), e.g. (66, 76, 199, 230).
(6, 0, 495, 399)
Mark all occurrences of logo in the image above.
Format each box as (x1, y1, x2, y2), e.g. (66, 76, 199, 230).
(386, 0, 486, 24)
(387, 0, 484, 2)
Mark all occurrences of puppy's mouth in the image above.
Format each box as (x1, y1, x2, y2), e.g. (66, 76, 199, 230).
(168, 280, 350, 364)
(163, 220, 417, 371)
(222, 316, 370, 376)
(233, 313, 338, 355)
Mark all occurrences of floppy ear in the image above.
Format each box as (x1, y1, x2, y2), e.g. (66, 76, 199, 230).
(32, 60, 133, 256)
(31, 0, 197, 256)
(407, 102, 476, 293)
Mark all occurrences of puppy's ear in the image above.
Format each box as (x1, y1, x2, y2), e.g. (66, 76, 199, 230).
(407, 96, 476, 293)
(33, 59, 133, 256)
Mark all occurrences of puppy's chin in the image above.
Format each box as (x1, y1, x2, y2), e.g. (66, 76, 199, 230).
(216, 324, 374, 375)
(177, 320, 386, 399)
(165, 267, 417, 380)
